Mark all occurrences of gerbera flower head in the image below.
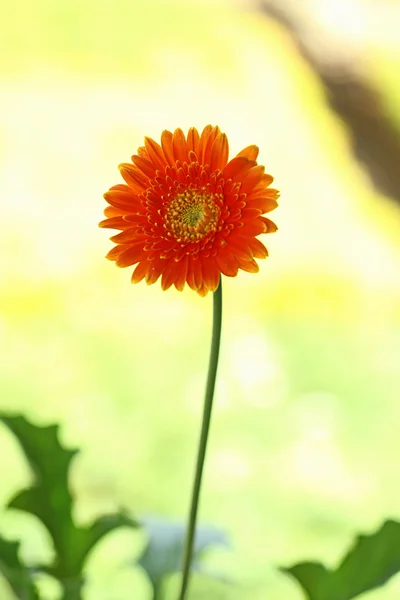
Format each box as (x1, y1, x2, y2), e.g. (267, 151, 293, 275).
(100, 125, 279, 296)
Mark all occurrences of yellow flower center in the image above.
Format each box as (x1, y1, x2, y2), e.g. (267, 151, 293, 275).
(165, 189, 220, 243)
(181, 204, 205, 227)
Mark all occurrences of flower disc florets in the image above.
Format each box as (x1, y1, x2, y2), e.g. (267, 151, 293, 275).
(100, 125, 279, 296)
(164, 188, 220, 243)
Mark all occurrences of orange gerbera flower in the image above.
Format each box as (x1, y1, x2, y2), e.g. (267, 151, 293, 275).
(100, 125, 279, 296)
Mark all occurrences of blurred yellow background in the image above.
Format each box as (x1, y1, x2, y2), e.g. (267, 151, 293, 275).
(1, 0, 400, 598)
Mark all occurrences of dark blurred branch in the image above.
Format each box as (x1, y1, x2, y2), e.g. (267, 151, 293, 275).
(257, 0, 400, 205)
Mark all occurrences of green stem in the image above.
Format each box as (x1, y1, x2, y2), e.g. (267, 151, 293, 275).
(178, 279, 223, 600)
(153, 582, 163, 600)
(60, 579, 83, 600)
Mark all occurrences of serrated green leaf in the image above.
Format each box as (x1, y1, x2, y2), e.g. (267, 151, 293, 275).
(0, 413, 138, 598)
(1, 414, 77, 560)
(0, 536, 40, 600)
(282, 520, 400, 600)
(282, 563, 330, 600)
(138, 516, 230, 592)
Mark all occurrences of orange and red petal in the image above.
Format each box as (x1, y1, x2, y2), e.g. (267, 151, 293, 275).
(172, 128, 189, 164)
(215, 249, 239, 277)
(161, 259, 185, 291)
(247, 195, 279, 213)
(118, 164, 148, 195)
(223, 156, 256, 182)
(145, 256, 169, 285)
(201, 257, 221, 292)
(209, 133, 229, 172)
(173, 255, 189, 291)
(106, 245, 127, 261)
(226, 237, 253, 262)
(247, 237, 269, 259)
(259, 217, 278, 232)
(199, 125, 221, 165)
(236, 145, 259, 161)
(240, 165, 266, 194)
(109, 228, 141, 244)
(253, 173, 274, 192)
(144, 136, 167, 171)
(187, 127, 200, 155)
(103, 206, 127, 218)
(99, 216, 130, 230)
(237, 256, 259, 273)
(238, 220, 268, 236)
(191, 256, 203, 290)
(161, 130, 175, 165)
(115, 243, 147, 267)
(103, 186, 141, 211)
(131, 260, 148, 284)
(131, 154, 157, 179)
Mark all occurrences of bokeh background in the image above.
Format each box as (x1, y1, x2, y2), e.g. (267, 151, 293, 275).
(1, 0, 400, 598)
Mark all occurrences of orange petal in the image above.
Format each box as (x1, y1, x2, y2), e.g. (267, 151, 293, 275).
(116, 244, 146, 267)
(110, 228, 139, 244)
(173, 255, 189, 291)
(247, 196, 278, 213)
(251, 187, 279, 199)
(226, 238, 253, 262)
(215, 249, 239, 277)
(144, 136, 167, 171)
(161, 130, 174, 166)
(209, 133, 229, 172)
(236, 145, 259, 161)
(137, 146, 148, 158)
(238, 220, 267, 236)
(223, 157, 256, 182)
(201, 126, 221, 165)
(201, 258, 220, 292)
(118, 164, 148, 194)
(105, 245, 127, 260)
(197, 125, 213, 164)
(192, 257, 203, 290)
(240, 165, 266, 194)
(196, 283, 209, 297)
(121, 213, 146, 225)
(237, 257, 259, 273)
(104, 186, 141, 210)
(252, 173, 274, 192)
(145, 257, 169, 285)
(172, 128, 189, 164)
(131, 261, 148, 284)
(108, 184, 128, 192)
(161, 259, 184, 291)
(99, 216, 129, 230)
(186, 257, 198, 291)
(260, 217, 278, 232)
(247, 237, 269, 258)
(103, 206, 126, 218)
(131, 154, 157, 179)
(240, 208, 263, 220)
(187, 127, 200, 155)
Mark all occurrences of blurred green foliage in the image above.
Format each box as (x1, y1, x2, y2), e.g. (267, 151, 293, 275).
(4, 415, 400, 600)
(284, 520, 400, 600)
(0, 414, 137, 599)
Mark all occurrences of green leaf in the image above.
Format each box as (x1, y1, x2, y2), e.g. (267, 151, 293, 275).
(282, 520, 400, 600)
(282, 563, 331, 600)
(0, 536, 40, 600)
(0, 413, 138, 598)
(138, 516, 230, 593)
